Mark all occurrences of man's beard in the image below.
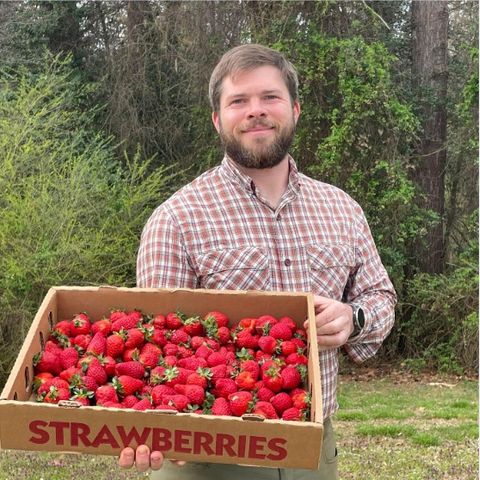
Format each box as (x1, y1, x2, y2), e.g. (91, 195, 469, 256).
(219, 117, 296, 169)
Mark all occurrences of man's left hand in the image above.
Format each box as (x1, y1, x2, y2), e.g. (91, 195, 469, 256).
(304, 295, 354, 350)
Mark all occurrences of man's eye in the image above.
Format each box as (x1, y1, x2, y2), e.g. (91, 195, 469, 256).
(231, 99, 245, 105)
(265, 95, 278, 100)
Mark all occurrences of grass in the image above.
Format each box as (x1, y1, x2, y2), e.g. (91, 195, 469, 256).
(335, 374, 478, 479)
(0, 373, 477, 479)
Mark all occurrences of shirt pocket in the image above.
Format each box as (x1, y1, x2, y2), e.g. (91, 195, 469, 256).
(307, 244, 355, 298)
(195, 247, 271, 291)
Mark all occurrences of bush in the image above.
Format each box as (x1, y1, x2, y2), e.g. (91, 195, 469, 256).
(0, 55, 178, 386)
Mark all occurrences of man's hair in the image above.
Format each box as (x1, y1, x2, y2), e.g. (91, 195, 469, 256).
(208, 44, 299, 112)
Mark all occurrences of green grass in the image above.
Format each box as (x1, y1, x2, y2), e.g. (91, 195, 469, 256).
(0, 375, 477, 479)
(335, 375, 478, 479)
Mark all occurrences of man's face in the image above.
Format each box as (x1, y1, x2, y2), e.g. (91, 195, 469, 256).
(212, 65, 300, 169)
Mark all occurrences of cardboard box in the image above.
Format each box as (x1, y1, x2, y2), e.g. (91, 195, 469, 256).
(0, 286, 323, 469)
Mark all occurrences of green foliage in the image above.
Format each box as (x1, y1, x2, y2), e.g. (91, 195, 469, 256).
(0, 54, 178, 385)
(400, 227, 479, 374)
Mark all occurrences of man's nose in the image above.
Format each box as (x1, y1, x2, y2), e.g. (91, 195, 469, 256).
(246, 99, 267, 118)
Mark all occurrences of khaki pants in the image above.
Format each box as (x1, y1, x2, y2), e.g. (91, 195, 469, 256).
(151, 417, 338, 480)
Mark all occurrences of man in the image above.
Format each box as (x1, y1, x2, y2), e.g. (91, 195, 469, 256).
(119, 44, 396, 479)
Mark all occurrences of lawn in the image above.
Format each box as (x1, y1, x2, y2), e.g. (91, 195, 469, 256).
(0, 371, 477, 479)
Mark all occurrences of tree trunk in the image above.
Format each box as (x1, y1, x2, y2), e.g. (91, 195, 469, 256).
(412, 1, 448, 274)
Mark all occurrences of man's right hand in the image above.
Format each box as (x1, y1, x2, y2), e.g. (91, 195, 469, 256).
(118, 445, 186, 471)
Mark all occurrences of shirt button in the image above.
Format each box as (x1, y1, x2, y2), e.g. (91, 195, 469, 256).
(284, 259, 291, 266)
(277, 214, 282, 221)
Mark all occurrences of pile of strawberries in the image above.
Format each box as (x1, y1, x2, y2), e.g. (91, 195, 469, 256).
(33, 308, 311, 421)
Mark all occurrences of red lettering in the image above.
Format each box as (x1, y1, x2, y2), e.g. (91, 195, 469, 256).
(29, 420, 49, 444)
(193, 431, 214, 455)
(49, 421, 69, 446)
(91, 424, 120, 448)
(215, 433, 236, 457)
(267, 438, 287, 460)
(174, 430, 191, 453)
(151, 428, 172, 451)
(237, 435, 246, 458)
(117, 426, 151, 447)
(248, 436, 266, 459)
(71, 422, 91, 447)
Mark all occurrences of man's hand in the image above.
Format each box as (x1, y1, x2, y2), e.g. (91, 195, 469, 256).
(304, 295, 354, 350)
(118, 445, 186, 471)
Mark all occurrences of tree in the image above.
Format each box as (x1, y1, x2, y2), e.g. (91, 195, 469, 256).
(412, 1, 449, 274)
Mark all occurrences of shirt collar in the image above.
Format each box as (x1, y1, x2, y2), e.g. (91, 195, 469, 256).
(220, 155, 301, 195)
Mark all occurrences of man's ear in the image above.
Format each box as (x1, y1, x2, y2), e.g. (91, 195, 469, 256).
(293, 101, 301, 124)
(212, 111, 220, 133)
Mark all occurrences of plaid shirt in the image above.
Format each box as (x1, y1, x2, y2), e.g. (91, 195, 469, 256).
(137, 156, 396, 419)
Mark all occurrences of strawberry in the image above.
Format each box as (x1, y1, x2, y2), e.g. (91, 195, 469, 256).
(165, 312, 183, 330)
(44, 340, 64, 355)
(111, 314, 139, 332)
(258, 335, 276, 354)
(207, 351, 227, 367)
(271, 392, 293, 415)
(240, 359, 260, 380)
(33, 351, 62, 376)
(212, 378, 237, 399)
(282, 406, 302, 421)
(132, 398, 154, 411)
(59, 347, 79, 370)
(85, 357, 108, 385)
(186, 370, 210, 390)
(162, 394, 189, 411)
(152, 314, 166, 329)
(235, 329, 258, 349)
(178, 356, 207, 371)
(71, 388, 93, 406)
(269, 323, 293, 341)
(195, 345, 213, 359)
(70, 313, 91, 336)
(151, 384, 176, 405)
(86, 332, 107, 356)
(174, 384, 205, 406)
(33, 372, 54, 393)
(254, 401, 278, 419)
(263, 366, 283, 392)
(139, 343, 161, 368)
(191, 336, 205, 350)
(109, 310, 127, 322)
(203, 311, 229, 328)
(235, 371, 256, 391)
(279, 340, 297, 357)
(122, 347, 140, 362)
(170, 329, 190, 345)
(151, 328, 168, 347)
(73, 334, 91, 352)
(102, 355, 117, 377)
(217, 326, 231, 345)
(53, 320, 72, 337)
(278, 316, 297, 331)
(163, 343, 179, 356)
(257, 386, 275, 402)
(209, 364, 227, 383)
(238, 317, 256, 330)
(91, 318, 112, 337)
(228, 391, 253, 417)
(113, 375, 144, 396)
(122, 395, 140, 408)
(291, 389, 310, 410)
(286, 352, 308, 366)
(281, 365, 302, 390)
(177, 345, 193, 359)
(184, 317, 204, 336)
(124, 328, 146, 349)
(255, 315, 278, 335)
(115, 360, 145, 379)
(155, 404, 178, 412)
(95, 385, 119, 405)
(211, 397, 232, 416)
(164, 355, 178, 366)
(42, 386, 70, 404)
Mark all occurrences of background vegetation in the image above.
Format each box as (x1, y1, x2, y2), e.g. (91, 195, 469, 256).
(0, 0, 478, 387)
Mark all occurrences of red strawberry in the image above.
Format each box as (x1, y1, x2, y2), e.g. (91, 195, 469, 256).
(238, 317, 256, 330)
(86, 357, 108, 385)
(186, 370, 210, 390)
(271, 392, 293, 415)
(211, 397, 232, 416)
(255, 315, 278, 334)
(91, 318, 112, 336)
(33, 351, 62, 376)
(151, 328, 168, 347)
(177, 345, 193, 359)
(174, 384, 205, 406)
(269, 323, 293, 341)
(149, 366, 166, 385)
(203, 311, 229, 328)
(165, 312, 183, 330)
(115, 360, 145, 379)
(191, 336, 205, 350)
(124, 328, 146, 349)
(44, 339, 64, 355)
(195, 345, 213, 359)
(109, 310, 127, 322)
(240, 359, 260, 380)
(257, 386, 275, 402)
(228, 391, 253, 417)
(235, 371, 256, 391)
(184, 317, 204, 336)
(59, 347, 79, 370)
(122, 395, 140, 408)
(282, 407, 302, 421)
(162, 394, 189, 411)
(291, 389, 310, 410)
(53, 320, 72, 337)
(178, 356, 207, 371)
(73, 334, 91, 352)
(212, 378, 237, 399)
(95, 385, 119, 405)
(286, 352, 308, 365)
(254, 401, 278, 419)
(86, 332, 106, 356)
(152, 314, 166, 329)
(122, 347, 140, 362)
(113, 375, 144, 396)
(139, 343, 161, 368)
(42, 386, 70, 404)
(164, 355, 178, 366)
(70, 313, 91, 336)
(235, 329, 258, 349)
(263, 366, 283, 392)
(71, 388, 93, 406)
(151, 384, 176, 405)
(258, 335, 276, 354)
(279, 340, 297, 357)
(33, 372, 54, 393)
(132, 398, 154, 411)
(209, 364, 227, 383)
(112, 314, 139, 332)
(207, 351, 227, 367)
(217, 326, 231, 345)
(170, 329, 190, 345)
(279, 316, 297, 331)
(281, 365, 302, 390)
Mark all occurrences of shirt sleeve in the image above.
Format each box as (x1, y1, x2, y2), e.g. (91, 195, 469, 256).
(136, 206, 197, 289)
(343, 203, 397, 363)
